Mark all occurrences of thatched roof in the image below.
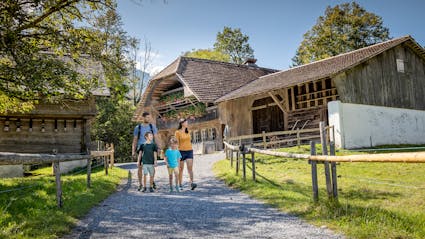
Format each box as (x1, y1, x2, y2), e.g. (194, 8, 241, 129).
(217, 35, 425, 102)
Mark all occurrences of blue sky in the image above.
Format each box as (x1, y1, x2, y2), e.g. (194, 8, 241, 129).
(117, 0, 425, 74)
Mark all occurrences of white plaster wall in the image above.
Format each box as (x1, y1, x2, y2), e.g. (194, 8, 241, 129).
(60, 160, 88, 174)
(328, 101, 425, 149)
(0, 165, 24, 178)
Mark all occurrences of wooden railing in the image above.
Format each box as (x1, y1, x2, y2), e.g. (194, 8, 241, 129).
(223, 122, 425, 202)
(225, 126, 333, 149)
(0, 145, 115, 208)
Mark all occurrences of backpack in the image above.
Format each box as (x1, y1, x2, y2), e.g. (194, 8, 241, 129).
(137, 123, 154, 142)
(136, 124, 159, 158)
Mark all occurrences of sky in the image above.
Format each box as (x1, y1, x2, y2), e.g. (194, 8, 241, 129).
(117, 0, 425, 75)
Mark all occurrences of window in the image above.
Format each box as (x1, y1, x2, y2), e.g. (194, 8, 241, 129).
(201, 129, 207, 141)
(208, 128, 217, 140)
(193, 131, 201, 143)
(396, 59, 405, 73)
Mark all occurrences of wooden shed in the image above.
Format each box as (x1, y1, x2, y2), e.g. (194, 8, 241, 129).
(0, 57, 109, 177)
(133, 57, 276, 153)
(216, 36, 425, 140)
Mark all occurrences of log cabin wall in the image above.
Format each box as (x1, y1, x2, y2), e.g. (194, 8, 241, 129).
(334, 44, 425, 110)
(218, 79, 339, 137)
(0, 98, 96, 154)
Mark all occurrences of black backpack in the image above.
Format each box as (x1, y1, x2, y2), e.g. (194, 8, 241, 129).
(137, 124, 161, 160)
(137, 123, 154, 142)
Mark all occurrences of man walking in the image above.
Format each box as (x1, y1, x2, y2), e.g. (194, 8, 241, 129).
(132, 112, 162, 191)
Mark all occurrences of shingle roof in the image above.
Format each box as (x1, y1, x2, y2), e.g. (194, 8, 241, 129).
(133, 57, 277, 121)
(216, 35, 424, 102)
(146, 57, 276, 103)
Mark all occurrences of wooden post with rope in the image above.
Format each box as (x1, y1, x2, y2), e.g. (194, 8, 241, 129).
(320, 121, 333, 199)
(310, 141, 319, 202)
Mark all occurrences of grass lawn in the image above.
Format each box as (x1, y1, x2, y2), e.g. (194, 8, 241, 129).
(0, 165, 129, 239)
(214, 145, 425, 239)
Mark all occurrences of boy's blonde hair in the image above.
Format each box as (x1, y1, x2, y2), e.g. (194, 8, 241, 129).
(169, 137, 178, 145)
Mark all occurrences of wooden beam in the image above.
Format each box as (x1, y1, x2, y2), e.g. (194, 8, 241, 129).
(268, 92, 287, 114)
(306, 82, 310, 108)
(291, 86, 296, 111)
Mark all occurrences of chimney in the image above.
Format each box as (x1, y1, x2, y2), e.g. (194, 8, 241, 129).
(243, 58, 257, 66)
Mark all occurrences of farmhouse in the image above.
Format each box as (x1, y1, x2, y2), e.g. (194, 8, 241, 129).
(134, 36, 425, 151)
(0, 57, 109, 177)
(133, 57, 277, 153)
(216, 35, 425, 148)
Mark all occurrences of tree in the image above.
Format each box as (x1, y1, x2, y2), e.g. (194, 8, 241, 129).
(0, 0, 116, 113)
(183, 48, 230, 62)
(292, 2, 390, 66)
(128, 37, 153, 106)
(213, 27, 254, 64)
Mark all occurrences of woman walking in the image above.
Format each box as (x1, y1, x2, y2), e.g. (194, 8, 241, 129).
(175, 118, 197, 190)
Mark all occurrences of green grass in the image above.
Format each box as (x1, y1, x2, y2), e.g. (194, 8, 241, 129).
(214, 145, 425, 239)
(0, 165, 129, 239)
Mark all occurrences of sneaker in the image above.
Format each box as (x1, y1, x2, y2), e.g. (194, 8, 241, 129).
(191, 183, 197, 190)
(179, 185, 183, 191)
(141, 187, 147, 192)
(169, 186, 174, 192)
(152, 181, 157, 189)
(149, 187, 154, 192)
(175, 186, 180, 192)
(137, 185, 142, 191)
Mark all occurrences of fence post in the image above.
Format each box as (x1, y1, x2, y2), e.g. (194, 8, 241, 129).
(330, 141, 338, 201)
(87, 158, 92, 188)
(320, 121, 332, 199)
(310, 141, 319, 202)
(297, 128, 301, 147)
(262, 131, 266, 149)
(104, 156, 108, 176)
(230, 149, 234, 168)
(236, 151, 240, 175)
(110, 143, 115, 168)
(242, 149, 246, 181)
(53, 162, 63, 208)
(251, 152, 256, 182)
(225, 145, 228, 159)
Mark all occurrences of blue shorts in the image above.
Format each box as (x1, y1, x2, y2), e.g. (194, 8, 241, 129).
(180, 150, 193, 160)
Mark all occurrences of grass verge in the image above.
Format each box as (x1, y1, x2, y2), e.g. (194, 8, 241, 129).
(213, 145, 425, 239)
(0, 165, 129, 239)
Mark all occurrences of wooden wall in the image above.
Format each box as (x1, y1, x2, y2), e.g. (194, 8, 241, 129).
(218, 96, 255, 138)
(0, 98, 96, 154)
(0, 118, 84, 153)
(334, 44, 425, 110)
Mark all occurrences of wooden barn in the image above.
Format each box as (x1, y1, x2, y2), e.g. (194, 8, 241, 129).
(133, 57, 276, 153)
(216, 36, 425, 143)
(0, 57, 109, 177)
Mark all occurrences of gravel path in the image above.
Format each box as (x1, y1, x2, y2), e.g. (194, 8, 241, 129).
(64, 152, 344, 239)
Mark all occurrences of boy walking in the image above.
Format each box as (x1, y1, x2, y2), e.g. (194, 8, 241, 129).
(137, 132, 158, 192)
(164, 137, 181, 192)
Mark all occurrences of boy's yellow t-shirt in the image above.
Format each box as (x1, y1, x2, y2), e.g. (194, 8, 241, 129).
(175, 130, 192, 151)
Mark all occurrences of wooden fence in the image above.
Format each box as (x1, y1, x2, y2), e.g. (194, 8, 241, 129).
(225, 126, 334, 149)
(224, 122, 425, 202)
(0, 144, 115, 208)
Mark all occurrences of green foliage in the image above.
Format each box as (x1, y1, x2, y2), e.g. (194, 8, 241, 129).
(159, 91, 184, 104)
(214, 145, 425, 238)
(214, 26, 254, 64)
(0, 0, 127, 113)
(184, 48, 230, 62)
(0, 166, 128, 239)
(91, 98, 135, 163)
(292, 2, 390, 66)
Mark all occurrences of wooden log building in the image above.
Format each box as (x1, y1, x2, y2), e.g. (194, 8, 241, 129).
(216, 36, 425, 140)
(133, 57, 277, 153)
(0, 57, 109, 177)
